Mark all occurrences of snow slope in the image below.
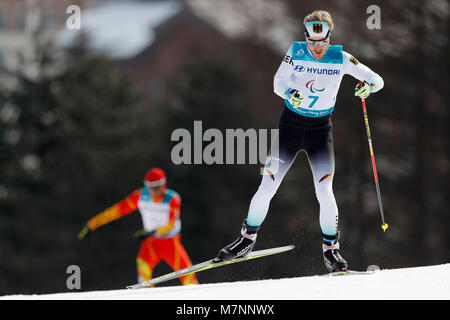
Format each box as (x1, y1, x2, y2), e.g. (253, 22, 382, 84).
(2, 263, 449, 300)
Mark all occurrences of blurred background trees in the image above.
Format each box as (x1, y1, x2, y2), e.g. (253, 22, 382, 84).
(0, 0, 448, 294)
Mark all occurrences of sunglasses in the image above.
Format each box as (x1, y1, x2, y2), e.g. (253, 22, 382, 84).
(305, 34, 330, 46)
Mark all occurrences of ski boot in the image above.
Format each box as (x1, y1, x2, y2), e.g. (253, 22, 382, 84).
(322, 232, 348, 272)
(217, 220, 259, 261)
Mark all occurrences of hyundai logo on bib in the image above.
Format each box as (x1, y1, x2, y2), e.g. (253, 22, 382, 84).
(293, 65, 340, 75)
(306, 67, 340, 75)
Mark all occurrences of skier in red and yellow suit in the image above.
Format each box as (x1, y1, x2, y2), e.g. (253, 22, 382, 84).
(78, 168, 198, 286)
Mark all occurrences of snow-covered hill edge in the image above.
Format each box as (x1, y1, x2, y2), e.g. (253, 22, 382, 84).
(2, 263, 449, 300)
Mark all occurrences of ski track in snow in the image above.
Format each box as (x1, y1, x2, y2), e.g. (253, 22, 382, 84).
(2, 263, 449, 300)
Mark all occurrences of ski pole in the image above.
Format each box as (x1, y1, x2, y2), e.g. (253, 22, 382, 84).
(359, 83, 388, 232)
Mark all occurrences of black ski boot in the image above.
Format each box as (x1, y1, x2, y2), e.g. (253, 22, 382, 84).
(322, 232, 348, 272)
(217, 220, 259, 261)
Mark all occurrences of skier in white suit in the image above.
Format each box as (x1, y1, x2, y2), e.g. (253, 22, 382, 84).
(218, 10, 384, 272)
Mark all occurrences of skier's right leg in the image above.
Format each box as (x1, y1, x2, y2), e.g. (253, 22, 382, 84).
(136, 237, 161, 284)
(246, 144, 298, 227)
(217, 129, 299, 261)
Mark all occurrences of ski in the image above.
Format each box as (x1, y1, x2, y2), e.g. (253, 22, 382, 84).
(127, 244, 295, 289)
(321, 269, 379, 277)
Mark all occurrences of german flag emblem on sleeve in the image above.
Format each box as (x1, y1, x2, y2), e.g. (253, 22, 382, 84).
(350, 56, 359, 65)
(319, 173, 333, 183)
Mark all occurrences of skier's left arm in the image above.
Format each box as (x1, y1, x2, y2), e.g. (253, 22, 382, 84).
(154, 192, 181, 236)
(343, 51, 384, 97)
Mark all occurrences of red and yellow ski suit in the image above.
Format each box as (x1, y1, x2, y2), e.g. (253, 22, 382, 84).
(87, 187, 198, 285)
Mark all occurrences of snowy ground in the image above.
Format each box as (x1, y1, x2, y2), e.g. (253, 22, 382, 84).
(2, 263, 449, 300)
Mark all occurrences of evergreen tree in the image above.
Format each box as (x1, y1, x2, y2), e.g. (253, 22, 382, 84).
(0, 35, 156, 293)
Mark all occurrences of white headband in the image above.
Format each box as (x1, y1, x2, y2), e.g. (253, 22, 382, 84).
(144, 177, 166, 187)
(305, 21, 330, 38)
